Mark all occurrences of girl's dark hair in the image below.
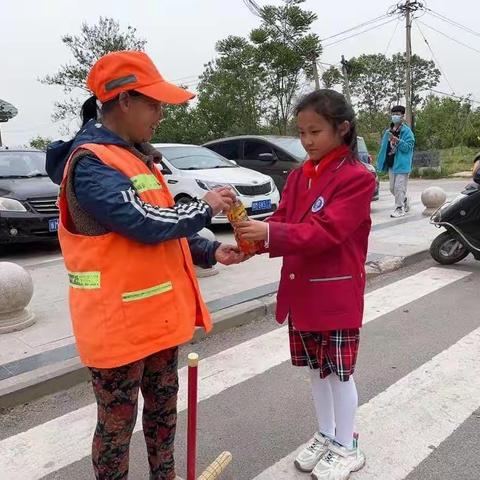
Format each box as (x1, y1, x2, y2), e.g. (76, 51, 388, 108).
(295, 89, 358, 161)
(81, 91, 144, 127)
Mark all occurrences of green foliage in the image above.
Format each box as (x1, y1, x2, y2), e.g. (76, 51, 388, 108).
(195, 36, 266, 140)
(250, 0, 321, 134)
(357, 110, 389, 153)
(154, 0, 321, 143)
(152, 103, 206, 145)
(29, 136, 53, 151)
(322, 52, 440, 113)
(41, 17, 146, 122)
(415, 95, 480, 150)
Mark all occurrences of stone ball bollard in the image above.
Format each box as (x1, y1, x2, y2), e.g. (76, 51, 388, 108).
(195, 228, 220, 278)
(0, 262, 35, 334)
(421, 186, 447, 216)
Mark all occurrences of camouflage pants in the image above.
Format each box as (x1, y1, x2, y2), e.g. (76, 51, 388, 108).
(89, 347, 179, 480)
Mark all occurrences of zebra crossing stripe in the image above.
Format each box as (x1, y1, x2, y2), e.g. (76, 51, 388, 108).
(0, 267, 470, 479)
(253, 325, 480, 480)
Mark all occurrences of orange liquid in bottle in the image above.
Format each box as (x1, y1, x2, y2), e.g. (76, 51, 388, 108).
(227, 200, 262, 255)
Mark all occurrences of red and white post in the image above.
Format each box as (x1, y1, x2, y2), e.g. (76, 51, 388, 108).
(187, 352, 199, 480)
(186, 352, 232, 480)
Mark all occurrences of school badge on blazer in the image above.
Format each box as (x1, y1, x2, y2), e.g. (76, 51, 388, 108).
(311, 196, 325, 213)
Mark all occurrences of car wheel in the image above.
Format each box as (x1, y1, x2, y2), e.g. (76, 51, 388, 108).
(175, 195, 193, 204)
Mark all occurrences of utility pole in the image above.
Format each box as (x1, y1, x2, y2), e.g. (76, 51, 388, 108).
(405, 0, 413, 126)
(312, 54, 320, 90)
(341, 55, 352, 105)
(390, 0, 424, 127)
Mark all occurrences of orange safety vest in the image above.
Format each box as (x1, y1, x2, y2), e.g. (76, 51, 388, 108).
(58, 143, 212, 368)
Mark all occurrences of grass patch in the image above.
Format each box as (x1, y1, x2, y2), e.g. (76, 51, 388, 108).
(439, 146, 476, 176)
(376, 146, 477, 179)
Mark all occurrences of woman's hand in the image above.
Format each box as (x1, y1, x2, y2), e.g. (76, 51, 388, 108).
(214, 244, 249, 265)
(235, 220, 268, 242)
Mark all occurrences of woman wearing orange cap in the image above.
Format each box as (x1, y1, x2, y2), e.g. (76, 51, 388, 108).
(46, 51, 245, 480)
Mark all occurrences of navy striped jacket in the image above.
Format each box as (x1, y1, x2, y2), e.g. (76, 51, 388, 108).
(46, 121, 219, 268)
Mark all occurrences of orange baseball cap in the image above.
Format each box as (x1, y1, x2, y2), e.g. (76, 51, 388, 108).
(87, 50, 195, 104)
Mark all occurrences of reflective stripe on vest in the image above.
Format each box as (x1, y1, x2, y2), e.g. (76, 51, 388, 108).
(122, 281, 173, 303)
(130, 173, 162, 193)
(68, 271, 101, 289)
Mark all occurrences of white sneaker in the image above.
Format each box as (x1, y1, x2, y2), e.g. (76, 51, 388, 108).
(311, 442, 366, 480)
(390, 207, 405, 218)
(404, 196, 410, 213)
(294, 432, 331, 473)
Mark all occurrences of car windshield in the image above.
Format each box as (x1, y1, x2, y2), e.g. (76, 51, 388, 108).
(267, 137, 307, 161)
(157, 146, 235, 170)
(0, 151, 47, 178)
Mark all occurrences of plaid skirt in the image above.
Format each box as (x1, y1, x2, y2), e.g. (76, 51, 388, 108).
(288, 321, 360, 382)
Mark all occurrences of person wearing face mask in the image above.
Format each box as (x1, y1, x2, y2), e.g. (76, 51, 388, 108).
(376, 105, 415, 218)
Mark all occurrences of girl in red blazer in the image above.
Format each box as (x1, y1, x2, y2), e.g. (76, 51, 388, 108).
(236, 90, 375, 480)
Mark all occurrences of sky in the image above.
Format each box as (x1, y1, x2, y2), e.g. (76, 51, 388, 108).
(1, 0, 479, 146)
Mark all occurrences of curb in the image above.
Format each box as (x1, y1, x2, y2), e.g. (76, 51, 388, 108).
(0, 296, 277, 410)
(0, 251, 428, 409)
(366, 249, 430, 278)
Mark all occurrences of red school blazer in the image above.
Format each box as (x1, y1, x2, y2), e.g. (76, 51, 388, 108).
(267, 156, 376, 332)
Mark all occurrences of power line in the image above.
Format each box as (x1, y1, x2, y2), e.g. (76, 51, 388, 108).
(387, 0, 426, 16)
(414, 20, 455, 95)
(425, 8, 480, 39)
(418, 20, 480, 55)
(384, 17, 401, 55)
(427, 88, 480, 105)
(171, 74, 200, 83)
(320, 14, 390, 42)
(242, 0, 262, 17)
(323, 17, 399, 48)
(318, 61, 338, 67)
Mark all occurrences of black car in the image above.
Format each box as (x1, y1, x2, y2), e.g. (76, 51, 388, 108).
(0, 149, 59, 244)
(203, 135, 379, 200)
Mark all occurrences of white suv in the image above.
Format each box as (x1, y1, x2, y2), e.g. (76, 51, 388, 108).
(153, 144, 280, 224)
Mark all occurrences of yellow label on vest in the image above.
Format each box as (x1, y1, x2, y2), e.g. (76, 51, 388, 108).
(68, 271, 101, 289)
(122, 281, 173, 302)
(130, 174, 162, 193)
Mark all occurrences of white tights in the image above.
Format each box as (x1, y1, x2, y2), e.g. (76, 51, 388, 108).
(309, 370, 358, 449)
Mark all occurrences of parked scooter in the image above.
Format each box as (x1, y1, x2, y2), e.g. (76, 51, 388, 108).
(430, 178, 480, 265)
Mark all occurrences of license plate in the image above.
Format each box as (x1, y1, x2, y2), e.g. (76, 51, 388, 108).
(251, 199, 271, 212)
(48, 218, 59, 232)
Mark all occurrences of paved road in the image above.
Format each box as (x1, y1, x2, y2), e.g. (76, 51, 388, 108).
(1, 256, 479, 480)
(0, 178, 469, 267)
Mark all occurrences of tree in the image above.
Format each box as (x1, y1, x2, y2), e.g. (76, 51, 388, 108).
(41, 17, 146, 123)
(195, 36, 267, 140)
(29, 136, 52, 151)
(390, 53, 440, 108)
(347, 54, 393, 114)
(152, 1, 324, 142)
(321, 66, 343, 89)
(152, 102, 205, 145)
(322, 52, 441, 113)
(415, 95, 480, 150)
(153, 36, 268, 145)
(357, 110, 389, 152)
(250, 0, 321, 134)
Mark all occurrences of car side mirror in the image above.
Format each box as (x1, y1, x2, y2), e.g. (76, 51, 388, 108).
(159, 162, 172, 175)
(258, 152, 276, 163)
(229, 159, 238, 166)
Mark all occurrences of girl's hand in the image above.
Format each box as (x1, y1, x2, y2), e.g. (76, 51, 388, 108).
(235, 220, 268, 241)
